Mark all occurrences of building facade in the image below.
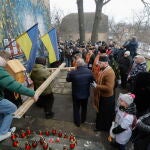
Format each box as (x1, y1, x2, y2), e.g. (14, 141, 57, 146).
(60, 12, 108, 42)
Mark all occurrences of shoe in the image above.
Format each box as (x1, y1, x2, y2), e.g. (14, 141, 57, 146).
(45, 112, 54, 119)
(74, 123, 80, 127)
(81, 120, 85, 123)
(0, 132, 11, 141)
(74, 121, 80, 127)
(93, 128, 101, 132)
(9, 127, 16, 133)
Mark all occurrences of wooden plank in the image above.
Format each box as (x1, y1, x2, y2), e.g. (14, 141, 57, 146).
(48, 67, 75, 71)
(13, 63, 66, 118)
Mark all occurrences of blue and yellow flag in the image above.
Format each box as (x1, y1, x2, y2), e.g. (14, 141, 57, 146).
(40, 28, 59, 63)
(16, 24, 38, 73)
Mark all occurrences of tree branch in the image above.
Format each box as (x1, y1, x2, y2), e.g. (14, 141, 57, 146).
(103, 0, 111, 6)
(141, 0, 150, 7)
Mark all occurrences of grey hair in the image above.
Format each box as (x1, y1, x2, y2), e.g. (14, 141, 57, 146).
(76, 58, 85, 66)
(134, 55, 146, 63)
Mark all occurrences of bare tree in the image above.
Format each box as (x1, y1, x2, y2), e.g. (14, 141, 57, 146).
(50, 7, 64, 33)
(141, 0, 150, 8)
(91, 0, 111, 44)
(109, 19, 131, 45)
(77, 0, 85, 44)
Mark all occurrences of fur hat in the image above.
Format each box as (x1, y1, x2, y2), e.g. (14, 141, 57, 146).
(119, 93, 135, 105)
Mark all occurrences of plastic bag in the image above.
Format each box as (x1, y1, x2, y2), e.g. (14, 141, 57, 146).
(108, 121, 116, 142)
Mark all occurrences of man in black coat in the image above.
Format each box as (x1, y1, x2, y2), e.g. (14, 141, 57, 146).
(66, 58, 94, 127)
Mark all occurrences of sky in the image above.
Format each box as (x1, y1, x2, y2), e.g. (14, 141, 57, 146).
(50, 0, 145, 23)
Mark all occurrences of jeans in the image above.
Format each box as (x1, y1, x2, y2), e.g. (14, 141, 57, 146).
(64, 57, 72, 67)
(0, 99, 17, 134)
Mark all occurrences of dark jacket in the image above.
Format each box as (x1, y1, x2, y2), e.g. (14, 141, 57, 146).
(134, 72, 150, 116)
(66, 66, 94, 99)
(129, 62, 147, 80)
(137, 113, 150, 132)
(88, 53, 95, 69)
(0, 66, 35, 100)
(118, 56, 132, 74)
(124, 40, 138, 58)
(133, 113, 150, 150)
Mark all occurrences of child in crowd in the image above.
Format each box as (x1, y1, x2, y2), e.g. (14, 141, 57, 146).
(112, 93, 137, 150)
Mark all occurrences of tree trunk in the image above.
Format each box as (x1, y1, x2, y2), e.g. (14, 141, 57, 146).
(91, 0, 103, 44)
(77, 0, 85, 44)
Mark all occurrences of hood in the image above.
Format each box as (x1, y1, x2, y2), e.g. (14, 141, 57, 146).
(32, 64, 46, 71)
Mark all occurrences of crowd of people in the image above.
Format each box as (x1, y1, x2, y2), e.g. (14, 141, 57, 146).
(62, 37, 149, 150)
(0, 37, 150, 150)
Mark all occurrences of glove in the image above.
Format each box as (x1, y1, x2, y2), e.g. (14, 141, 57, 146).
(91, 81, 97, 88)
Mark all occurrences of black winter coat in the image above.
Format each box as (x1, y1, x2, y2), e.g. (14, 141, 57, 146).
(118, 56, 132, 73)
(133, 112, 150, 150)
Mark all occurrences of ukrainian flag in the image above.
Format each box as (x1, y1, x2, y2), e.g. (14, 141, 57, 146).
(40, 28, 59, 63)
(16, 24, 38, 73)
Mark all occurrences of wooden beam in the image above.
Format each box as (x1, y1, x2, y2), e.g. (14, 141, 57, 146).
(48, 67, 75, 72)
(13, 63, 66, 118)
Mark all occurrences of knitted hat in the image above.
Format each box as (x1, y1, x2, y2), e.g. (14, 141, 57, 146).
(35, 57, 46, 66)
(119, 93, 135, 105)
(124, 51, 130, 56)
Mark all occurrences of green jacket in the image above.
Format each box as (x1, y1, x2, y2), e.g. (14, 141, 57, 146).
(0, 66, 35, 100)
(30, 64, 52, 95)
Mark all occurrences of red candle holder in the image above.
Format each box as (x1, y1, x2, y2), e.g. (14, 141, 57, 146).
(51, 128, 57, 135)
(58, 130, 63, 137)
(49, 138, 54, 143)
(12, 140, 19, 147)
(39, 130, 43, 136)
(64, 133, 68, 139)
(39, 136, 45, 145)
(55, 137, 60, 142)
(43, 141, 49, 150)
(32, 140, 38, 148)
(70, 140, 76, 149)
(21, 130, 26, 138)
(11, 133, 17, 140)
(25, 141, 31, 150)
(26, 127, 31, 136)
(45, 130, 50, 136)
(69, 133, 74, 141)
